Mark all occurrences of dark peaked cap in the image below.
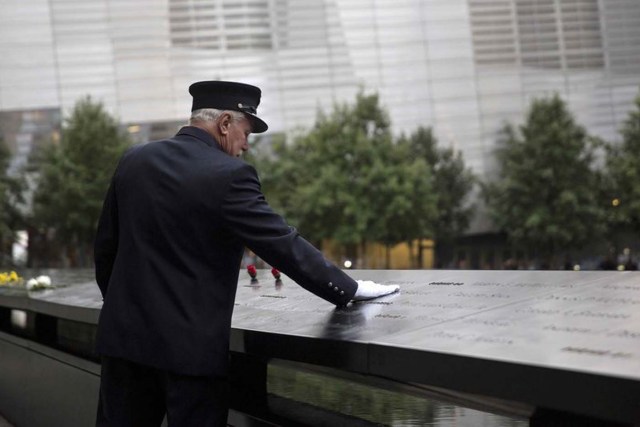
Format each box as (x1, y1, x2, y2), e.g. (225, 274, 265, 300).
(189, 81, 268, 133)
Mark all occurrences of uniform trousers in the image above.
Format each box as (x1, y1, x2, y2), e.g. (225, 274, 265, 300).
(96, 356, 229, 427)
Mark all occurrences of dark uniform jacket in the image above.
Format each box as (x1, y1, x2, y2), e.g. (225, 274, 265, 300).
(94, 126, 357, 376)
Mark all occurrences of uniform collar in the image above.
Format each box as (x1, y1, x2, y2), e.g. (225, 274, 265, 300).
(176, 126, 222, 150)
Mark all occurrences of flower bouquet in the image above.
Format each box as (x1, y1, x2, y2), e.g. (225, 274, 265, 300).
(247, 264, 257, 280)
(0, 272, 53, 291)
(26, 275, 53, 291)
(0, 271, 22, 286)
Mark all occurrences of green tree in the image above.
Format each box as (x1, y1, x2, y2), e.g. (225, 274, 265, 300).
(253, 92, 437, 267)
(604, 92, 640, 239)
(483, 94, 605, 268)
(31, 96, 131, 266)
(0, 139, 24, 265)
(0, 138, 12, 251)
(373, 142, 437, 268)
(399, 127, 475, 267)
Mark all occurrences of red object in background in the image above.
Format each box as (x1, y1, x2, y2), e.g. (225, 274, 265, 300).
(271, 267, 281, 280)
(247, 264, 257, 278)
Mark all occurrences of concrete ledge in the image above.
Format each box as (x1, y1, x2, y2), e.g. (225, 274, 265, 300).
(0, 331, 100, 427)
(1, 269, 639, 425)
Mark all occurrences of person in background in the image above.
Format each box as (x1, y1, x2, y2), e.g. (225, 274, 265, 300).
(94, 81, 399, 426)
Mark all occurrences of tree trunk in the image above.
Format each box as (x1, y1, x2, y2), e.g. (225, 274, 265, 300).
(385, 244, 391, 269)
(360, 240, 368, 268)
(435, 239, 455, 269)
(406, 240, 415, 268)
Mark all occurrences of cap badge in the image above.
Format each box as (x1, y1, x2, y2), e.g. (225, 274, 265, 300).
(237, 103, 257, 114)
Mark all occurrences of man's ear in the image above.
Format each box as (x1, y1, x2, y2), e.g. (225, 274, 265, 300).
(218, 112, 232, 135)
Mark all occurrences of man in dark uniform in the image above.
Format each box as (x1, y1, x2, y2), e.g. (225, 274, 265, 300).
(94, 81, 398, 426)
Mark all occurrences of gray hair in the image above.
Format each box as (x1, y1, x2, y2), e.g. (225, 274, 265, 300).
(189, 108, 245, 125)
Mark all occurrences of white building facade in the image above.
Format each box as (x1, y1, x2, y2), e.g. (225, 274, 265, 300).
(1, 0, 639, 231)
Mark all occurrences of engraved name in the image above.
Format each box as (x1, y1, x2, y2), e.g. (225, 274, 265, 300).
(561, 346, 632, 358)
(516, 307, 561, 315)
(472, 282, 573, 288)
(544, 324, 597, 334)
(564, 310, 630, 319)
(448, 292, 511, 299)
(608, 330, 640, 340)
(604, 284, 640, 292)
(432, 331, 513, 345)
(375, 314, 404, 319)
(517, 306, 630, 319)
(541, 294, 640, 305)
(463, 318, 510, 327)
(406, 301, 488, 310)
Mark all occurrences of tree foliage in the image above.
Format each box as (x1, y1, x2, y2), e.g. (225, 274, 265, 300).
(0, 138, 24, 263)
(399, 127, 475, 266)
(483, 94, 605, 267)
(31, 96, 131, 265)
(253, 92, 437, 266)
(373, 143, 436, 250)
(604, 92, 640, 236)
(0, 139, 13, 242)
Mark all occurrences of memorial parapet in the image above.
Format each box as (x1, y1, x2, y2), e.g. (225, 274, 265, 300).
(231, 269, 640, 426)
(0, 269, 639, 426)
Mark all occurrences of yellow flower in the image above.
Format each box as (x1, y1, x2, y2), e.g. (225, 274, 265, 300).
(0, 271, 22, 285)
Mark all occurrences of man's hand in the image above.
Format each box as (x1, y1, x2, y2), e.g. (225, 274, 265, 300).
(353, 280, 400, 302)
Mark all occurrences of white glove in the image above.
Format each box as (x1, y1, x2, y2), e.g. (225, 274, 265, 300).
(353, 280, 400, 301)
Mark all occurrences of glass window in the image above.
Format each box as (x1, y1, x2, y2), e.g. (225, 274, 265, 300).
(168, 0, 273, 51)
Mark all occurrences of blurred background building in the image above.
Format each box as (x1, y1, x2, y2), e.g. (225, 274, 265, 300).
(1, 0, 639, 234)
